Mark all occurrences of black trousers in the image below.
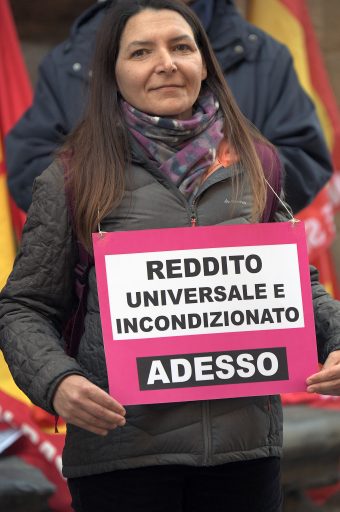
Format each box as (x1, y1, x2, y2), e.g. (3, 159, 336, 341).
(68, 457, 283, 512)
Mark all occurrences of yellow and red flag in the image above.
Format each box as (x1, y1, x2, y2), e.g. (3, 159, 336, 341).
(0, 140, 16, 290)
(0, 0, 32, 289)
(248, 0, 340, 296)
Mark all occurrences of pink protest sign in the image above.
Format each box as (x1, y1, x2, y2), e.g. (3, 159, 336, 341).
(93, 222, 318, 405)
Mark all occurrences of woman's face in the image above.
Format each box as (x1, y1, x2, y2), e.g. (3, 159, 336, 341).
(115, 8, 207, 120)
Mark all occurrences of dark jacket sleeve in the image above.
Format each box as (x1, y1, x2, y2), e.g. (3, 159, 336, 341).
(5, 3, 104, 213)
(0, 162, 85, 413)
(310, 266, 340, 363)
(273, 203, 340, 363)
(5, 43, 86, 211)
(5, 50, 76, 212)
(261, 45, 332, 213)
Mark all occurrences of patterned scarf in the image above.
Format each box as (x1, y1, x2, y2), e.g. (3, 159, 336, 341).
(121, 88, 224, 200)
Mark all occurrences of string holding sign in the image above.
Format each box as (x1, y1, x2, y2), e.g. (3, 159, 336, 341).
(265, 178, 300, 226)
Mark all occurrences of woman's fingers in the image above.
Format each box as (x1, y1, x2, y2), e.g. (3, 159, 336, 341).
(307, 350, 340, 395)
(77, 401, 126, 428)
(307, 377, 340, 395)
(307, 367, 340, 385)
(86, 384, 126, 416)
(320, 349, 340, 370)
(53, 374, 126, 433)
(67, 409, 122, 436)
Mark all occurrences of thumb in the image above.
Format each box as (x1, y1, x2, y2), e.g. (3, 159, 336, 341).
(322, 350, 340, 370)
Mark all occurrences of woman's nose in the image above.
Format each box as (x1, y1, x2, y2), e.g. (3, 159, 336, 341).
(155, 51, 177, 74)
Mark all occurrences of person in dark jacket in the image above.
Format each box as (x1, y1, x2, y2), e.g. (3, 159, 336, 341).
(1, 1, 340, 511)
(5, 0, 332, 214)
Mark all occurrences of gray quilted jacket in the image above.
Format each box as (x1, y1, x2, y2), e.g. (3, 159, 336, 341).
(1, 153, 340, 478)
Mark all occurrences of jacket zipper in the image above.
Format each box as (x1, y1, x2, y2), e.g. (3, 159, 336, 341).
(202, 401, 212, 465)
(267, 396, 273, 445)
(267, 396, 272, 412)
(190, 197, 212, 465)
(190, 198, 198, 227)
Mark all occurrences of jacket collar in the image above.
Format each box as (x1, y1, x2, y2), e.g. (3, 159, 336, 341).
(207, 0, 261, 71)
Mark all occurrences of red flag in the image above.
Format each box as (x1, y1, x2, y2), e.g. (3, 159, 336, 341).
(248, 0, 340, 296)
(0, 1, 32, 133)
(0, 0, 32, 257)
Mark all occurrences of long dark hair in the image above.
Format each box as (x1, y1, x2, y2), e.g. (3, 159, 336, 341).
(62, 0, 270, 251)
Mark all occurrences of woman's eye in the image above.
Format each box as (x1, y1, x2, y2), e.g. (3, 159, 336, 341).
(131, 49, 148, 58)
(174, 44, 192, 52)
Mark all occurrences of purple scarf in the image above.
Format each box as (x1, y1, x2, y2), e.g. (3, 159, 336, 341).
(121, 88, 224, 200)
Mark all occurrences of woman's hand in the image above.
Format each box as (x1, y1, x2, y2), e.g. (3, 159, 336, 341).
(53, 375, 126, 435)
(306, 350, 340, 396)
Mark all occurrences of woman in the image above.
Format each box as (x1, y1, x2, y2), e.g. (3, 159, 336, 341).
(1, 1, 340, 511)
